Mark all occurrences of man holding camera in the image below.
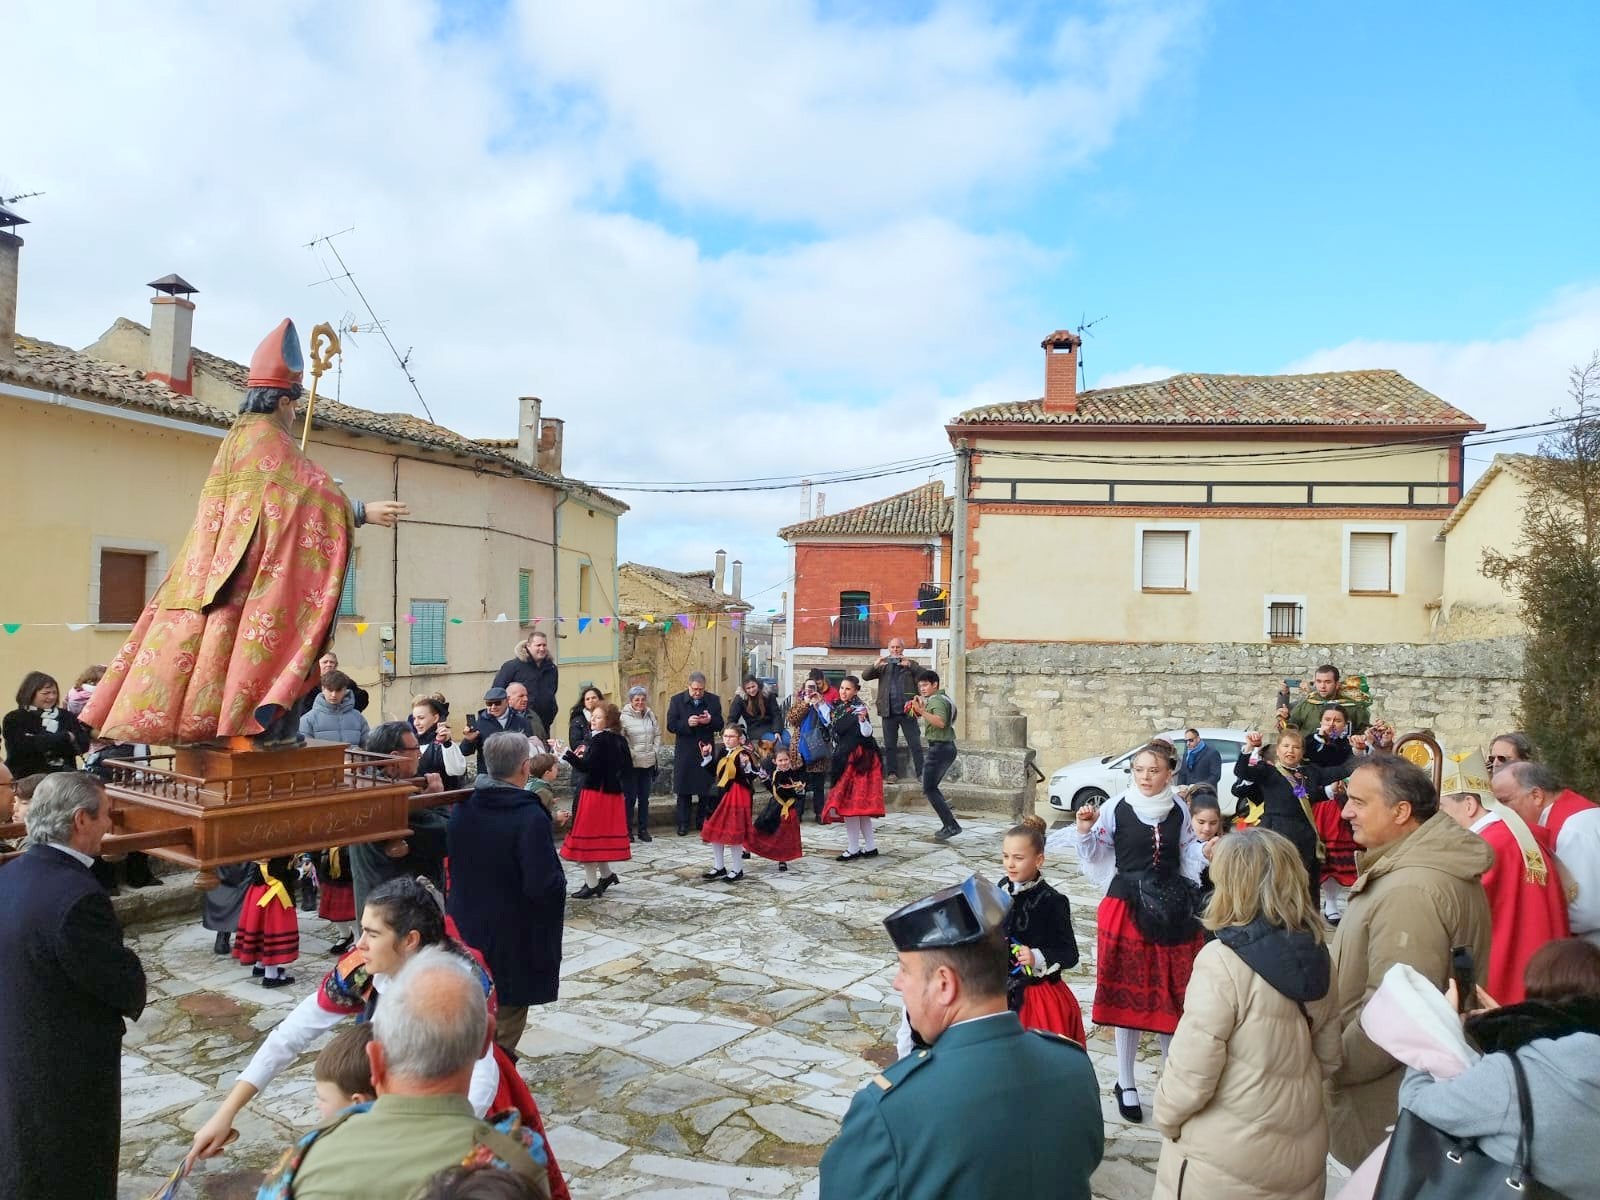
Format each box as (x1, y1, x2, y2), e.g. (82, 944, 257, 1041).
(863, 638, 923, 784)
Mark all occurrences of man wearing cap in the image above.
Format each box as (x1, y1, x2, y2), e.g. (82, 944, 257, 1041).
(83, 319, 407, 746)
(1440, 749, 1570, 1003)
(462, 687, 534, 776)
(820, 874, 1103, 1199)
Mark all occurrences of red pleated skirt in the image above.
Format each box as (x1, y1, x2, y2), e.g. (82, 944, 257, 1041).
(1090, 894, 1201, 1034)
(702, 782, 755, 846)
(1019, 978, 1087, 1045)
(1313, 799, 1358, 886)
(235, 884, 299, 966)
(746, 803, 802, 862)
(560, 788, 632, 863)
(318, 878, 356, 922)
(821, 749, 886, 822)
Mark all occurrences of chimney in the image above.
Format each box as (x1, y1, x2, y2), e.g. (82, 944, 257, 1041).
(146, 274, 199, 395)
(516, 396, 542, 467)
(731, 559, 742, 599)
(815, 491, 826, 517)
(1042, 329, 1083, 414)
(799, 478, 812, 521)
(0, 204, 29, 363)
(714, 550, 727, 594)
(537, 417, 565, 475)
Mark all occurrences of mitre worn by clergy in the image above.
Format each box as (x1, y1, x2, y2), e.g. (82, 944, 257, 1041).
(82, 319, 404, 746)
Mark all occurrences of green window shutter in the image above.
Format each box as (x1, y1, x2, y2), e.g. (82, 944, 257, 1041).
(337, 562, 359, 617)
(410, 600, 447, 666)
(519, 570, 532, 626)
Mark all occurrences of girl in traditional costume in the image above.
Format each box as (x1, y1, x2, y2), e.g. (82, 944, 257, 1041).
(1064, 739, 1206, 1122)
(234, 856, 299, 987)
(820, 675, 885, 861)
(701, 725, 763, 882)
(1000, 815, 1086, 1043)
(559, 701, 630, 898)
(747, 745, 803, 872)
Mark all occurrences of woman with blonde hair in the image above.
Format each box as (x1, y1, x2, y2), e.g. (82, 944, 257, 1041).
(1152, 826, 1341, 1199)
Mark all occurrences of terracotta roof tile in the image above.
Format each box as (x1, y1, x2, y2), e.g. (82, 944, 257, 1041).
(951, 370, 1481, 428)
(620, 563, 752, 611)
(779, 480, 952, 539)
(3, 323, 625, 510)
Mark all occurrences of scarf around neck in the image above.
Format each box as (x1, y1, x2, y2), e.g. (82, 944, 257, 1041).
(1122, 784, 1177, 824)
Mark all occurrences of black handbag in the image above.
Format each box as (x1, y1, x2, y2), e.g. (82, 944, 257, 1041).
(753, 798, 783, 835)
(1130, 872, 1200, 946)
(1373, 1051, 1570, 1199)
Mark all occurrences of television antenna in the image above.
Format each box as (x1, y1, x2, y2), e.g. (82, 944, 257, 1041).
(1075, 313, 1107, 390)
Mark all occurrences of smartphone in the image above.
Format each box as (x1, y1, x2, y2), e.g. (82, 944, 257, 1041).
(1450, 945, 1475, 1005)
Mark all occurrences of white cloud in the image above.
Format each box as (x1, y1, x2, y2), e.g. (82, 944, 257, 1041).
(5, 0, 1198, 600)
(1092, 362, 1180, 388)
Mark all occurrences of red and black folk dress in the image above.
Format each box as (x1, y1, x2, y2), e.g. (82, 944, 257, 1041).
(1074, 795, 1206, 1034)
(315, 846, 356, 923)
(1303, 734, 1360, 887)
(701, 745, 761, 847)
(234, 857, 299, 967)
(820, 701, 885, 822)
(559, 729, 632, 864)
(747, 767, 804, 863)
(1000, 875, 1086, 1044)
(1233, 751, 1357, 896)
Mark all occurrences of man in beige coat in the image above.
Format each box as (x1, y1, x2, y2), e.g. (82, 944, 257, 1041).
(1326, 754, 1493, 1167)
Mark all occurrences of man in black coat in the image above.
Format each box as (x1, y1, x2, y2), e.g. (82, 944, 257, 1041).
(0, 772, 147, 1200)
(666, 672, 723, 835)
(460, 686, 533, 776)
(492, 631, 560, 734)
(1176, 727, 1223, 796)
(446, 732, 566, 1057)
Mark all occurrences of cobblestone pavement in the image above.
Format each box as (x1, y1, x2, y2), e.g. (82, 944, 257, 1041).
(117, 808, 1349, 1198)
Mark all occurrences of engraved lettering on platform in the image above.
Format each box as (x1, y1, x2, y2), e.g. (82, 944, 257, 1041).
(233, 803, 384, 846)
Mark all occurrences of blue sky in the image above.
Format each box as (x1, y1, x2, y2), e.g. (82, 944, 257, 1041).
(8, 1, 1599, 607)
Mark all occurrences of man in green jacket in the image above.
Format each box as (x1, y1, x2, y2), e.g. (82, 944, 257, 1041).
(820, 875, 1103, 1199)
(1280, 663, 1372, 735)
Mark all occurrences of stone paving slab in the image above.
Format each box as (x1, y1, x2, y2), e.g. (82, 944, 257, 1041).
(114, 810, 1348, 1198)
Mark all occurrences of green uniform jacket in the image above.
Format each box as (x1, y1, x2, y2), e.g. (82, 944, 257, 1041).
(819, 1011, 1103, 1200)
(1286, 695, 1371, 736)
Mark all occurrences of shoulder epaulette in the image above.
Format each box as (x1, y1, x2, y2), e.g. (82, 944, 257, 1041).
(1028, 1028, 1090, 1054)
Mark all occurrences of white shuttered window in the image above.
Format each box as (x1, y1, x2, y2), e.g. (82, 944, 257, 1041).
(1348, 532, 1394, 593)
(1141, 531, 1190, 591)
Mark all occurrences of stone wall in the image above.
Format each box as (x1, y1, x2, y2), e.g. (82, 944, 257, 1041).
(965, 639, 1526, 774)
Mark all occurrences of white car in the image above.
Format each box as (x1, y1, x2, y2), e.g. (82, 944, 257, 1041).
(1046, 729, 1251, 813)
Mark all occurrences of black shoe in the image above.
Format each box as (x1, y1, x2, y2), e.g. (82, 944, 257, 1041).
(837, 851, 861, 862)
(701, 867, 728, 881)
(329, 935, 355, 956)
(639, 828, 653, 842)
(599, 873, 620, 894)
(252, 965, 265, 977)
(677, 825, 690, 837)
(933, 824, 962, 842)
(628, 831, 638, 843)
(778, 861, 789, 872)
(1113, 1085, 1143, 1123)
(861, 848, 880, 858)
(213, 932, 232, 956)
(723, 871, 745, 883)
(572, 883, 600, 899)
(261, 974, 296, 990)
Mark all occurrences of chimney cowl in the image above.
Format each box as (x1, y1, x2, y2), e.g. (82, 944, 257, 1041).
(1042, 328, 1082, 414)
(146, 275, 199, 395)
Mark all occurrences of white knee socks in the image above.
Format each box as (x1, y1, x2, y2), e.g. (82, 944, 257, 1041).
(1115, 1026, 1139, 1091)
(583, 863, 600, 888)
(728, 845, 743, 874)
(712, 844, 726, 871)
(845, 818, 862, 855)
(859, 817, 877, 852)
(263, 964, 285, 981)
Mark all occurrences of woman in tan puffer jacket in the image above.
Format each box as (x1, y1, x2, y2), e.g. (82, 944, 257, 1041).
(1153, 827, 1341, 1199)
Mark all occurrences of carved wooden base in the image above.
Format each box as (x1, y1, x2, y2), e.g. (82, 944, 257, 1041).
(101, 740, 418, 869)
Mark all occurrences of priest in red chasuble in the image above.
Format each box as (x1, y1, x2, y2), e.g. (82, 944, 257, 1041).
(1439, 749, 1571, 1004)
(82, 319, 405, 746)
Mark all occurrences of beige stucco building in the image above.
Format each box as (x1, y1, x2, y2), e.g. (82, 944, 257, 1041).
(949, 331, 1487, 650)
(618, 557, 751, 720)
(1434, 453, 1534, 639)
(0, 238, 622, 733)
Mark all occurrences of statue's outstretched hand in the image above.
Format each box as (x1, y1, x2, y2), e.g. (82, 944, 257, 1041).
(363, 500, 410, 528)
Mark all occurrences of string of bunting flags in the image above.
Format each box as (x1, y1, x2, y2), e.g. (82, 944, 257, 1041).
(0, 590, 947, 638)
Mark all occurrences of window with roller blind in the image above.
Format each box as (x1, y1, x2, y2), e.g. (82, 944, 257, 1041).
(1138, 528, 1193, 592)
(98, 549, 152, 624)
(1347, 531, 1397, 594)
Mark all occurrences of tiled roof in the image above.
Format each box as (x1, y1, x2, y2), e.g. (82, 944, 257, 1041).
(779, 481, 952, 539)
(620, 563, 752, 612)
(1437, 453, 1540, 537)
(3, 321, 624, 509)
(950, 370, 1482, 428)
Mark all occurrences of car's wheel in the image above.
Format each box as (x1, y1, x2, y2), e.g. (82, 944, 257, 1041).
(1071, 787, 1108, 812)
